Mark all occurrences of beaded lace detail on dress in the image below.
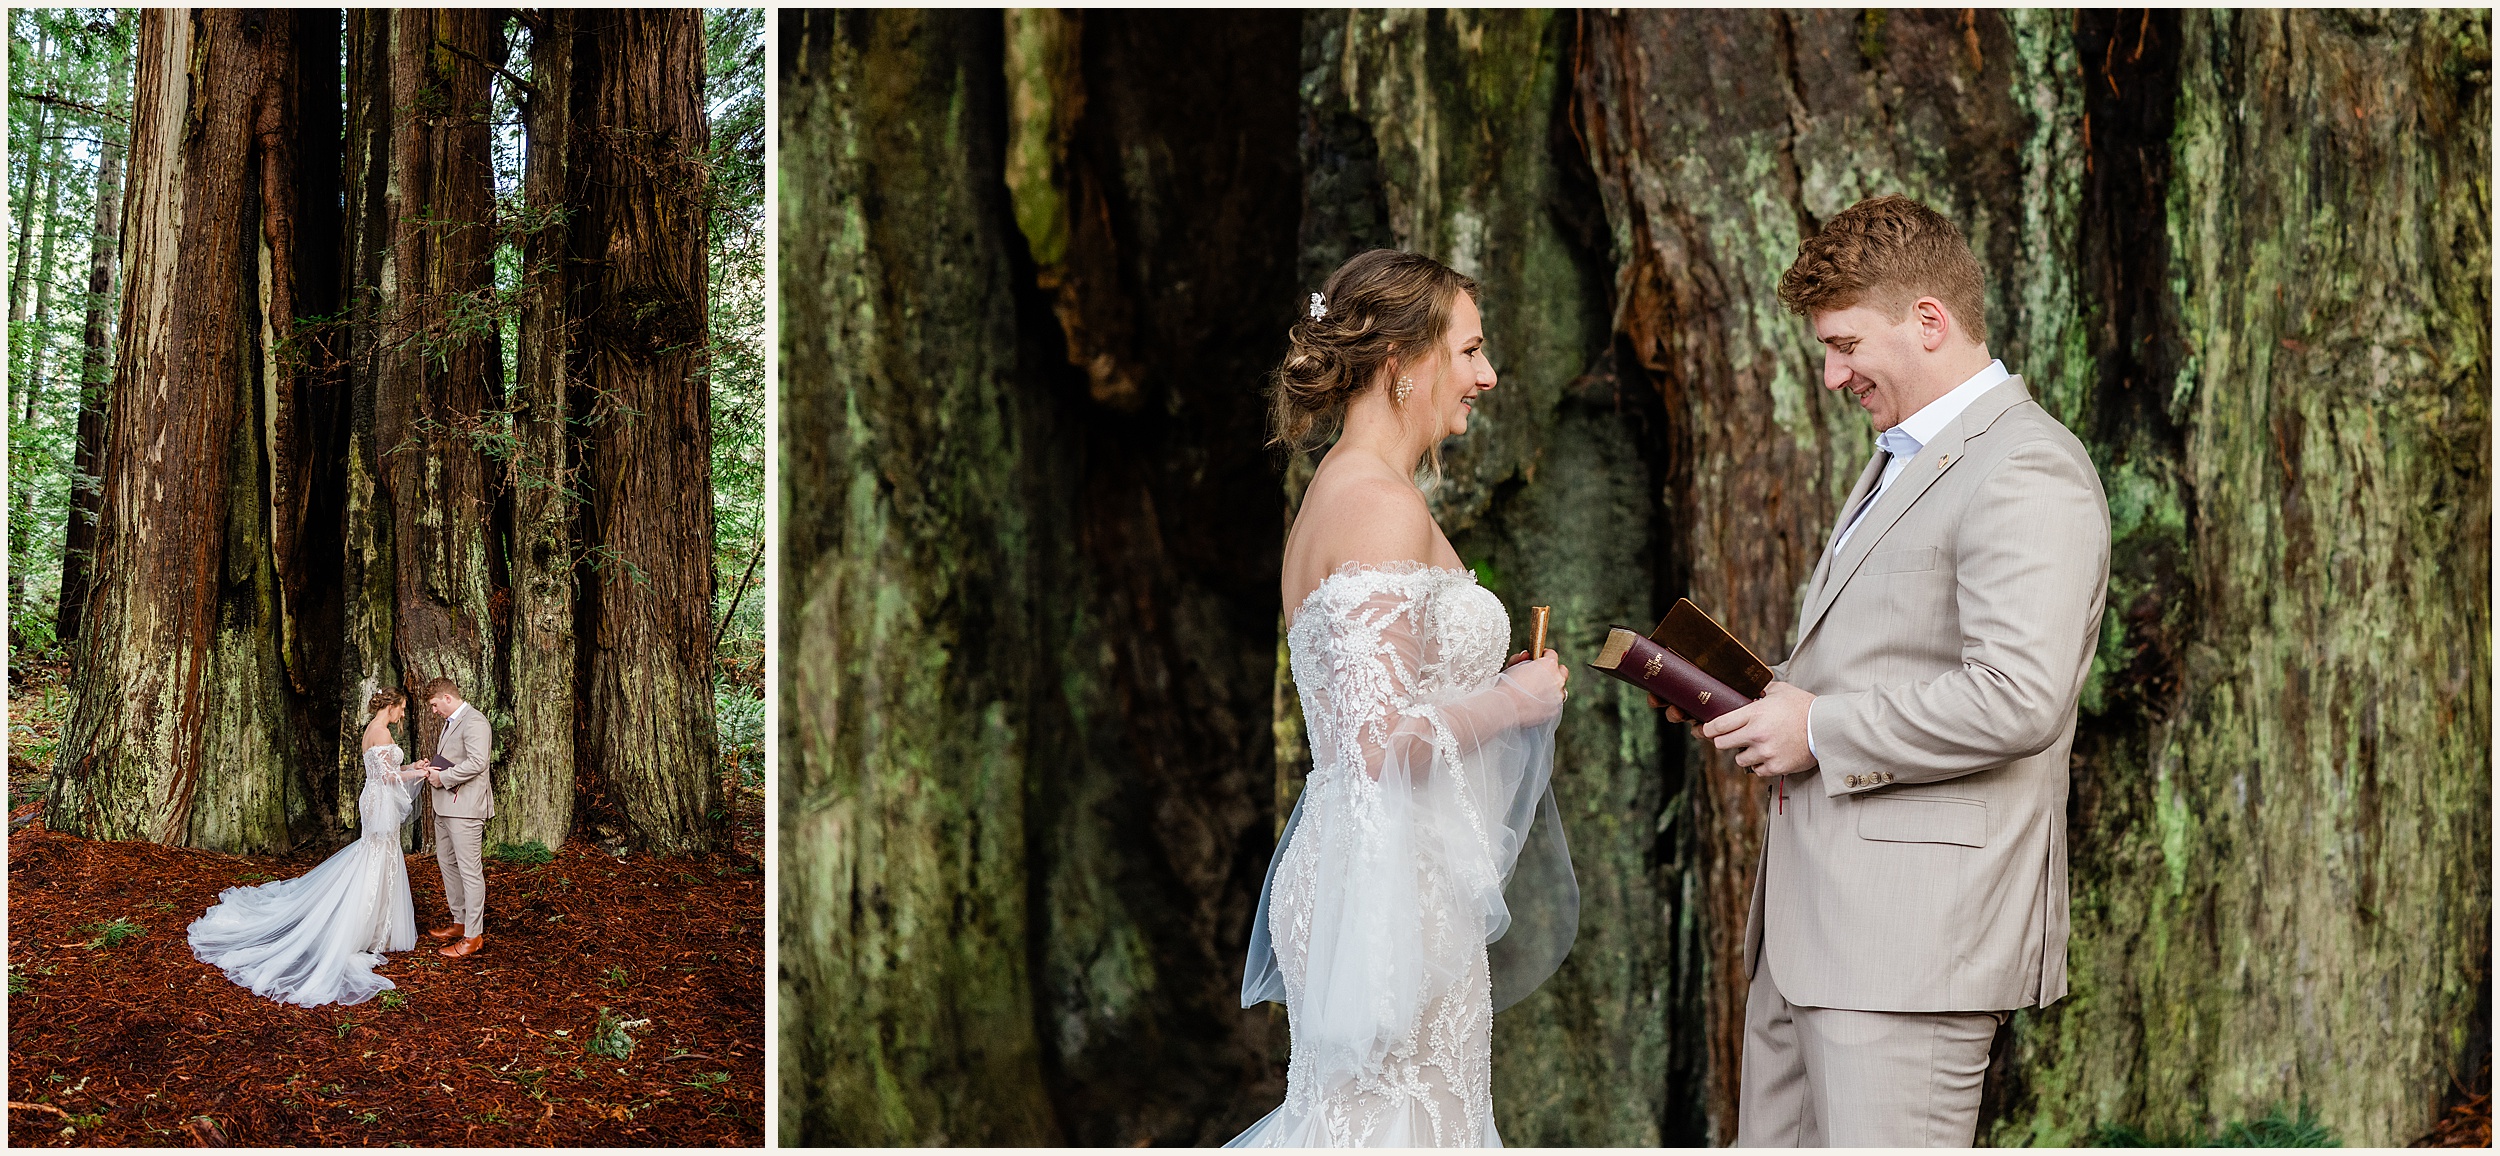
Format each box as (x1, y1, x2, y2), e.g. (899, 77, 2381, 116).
(1231, 561, 1576, 1148)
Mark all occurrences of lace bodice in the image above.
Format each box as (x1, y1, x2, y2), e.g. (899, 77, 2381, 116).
(1235, 562, 1577, 1148)
(358, 744, 419, 842)
(1288, 563, 1515, 785)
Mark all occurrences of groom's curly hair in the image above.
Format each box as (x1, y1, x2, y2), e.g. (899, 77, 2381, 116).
(1777, 195, 1990, 346)
(421, 676, 462, 701)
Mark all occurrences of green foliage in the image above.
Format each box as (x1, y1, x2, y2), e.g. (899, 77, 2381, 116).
(489, 839, 555, 865)
(2089, 1104, 2341, 1147)
(603, 965, 632, 990)
(378, 990, 406, 1011)
(682, 1070, 732, 1095)
(8, 9, 135, 658)
(78, 916, 143, 949)
(585, 1006, 635, 1059)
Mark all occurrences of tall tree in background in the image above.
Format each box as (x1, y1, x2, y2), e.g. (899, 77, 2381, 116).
(573, 8, 720, 854)
(49, 8, 332, 851)
(57, 10, 133, 647)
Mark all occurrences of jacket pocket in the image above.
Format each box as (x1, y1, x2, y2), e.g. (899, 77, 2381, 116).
(1856, 793, 1987, 847)
(1864, 545, 1937, 575)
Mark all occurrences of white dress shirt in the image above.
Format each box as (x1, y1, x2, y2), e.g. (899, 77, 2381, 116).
(1809, 359, 2010, 758)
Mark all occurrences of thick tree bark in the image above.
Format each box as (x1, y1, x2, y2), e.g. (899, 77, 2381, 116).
(56, 14, 131, 647)
(47, 8, 316, 853)
(1992, 11, 2491, 1146)
(779, 9, 1060, 1144)
(498, 6, 581, 852)
(572, 8, 719, 854)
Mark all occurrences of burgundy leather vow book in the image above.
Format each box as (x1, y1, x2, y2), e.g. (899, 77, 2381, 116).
(1587, 599, 1773, 722)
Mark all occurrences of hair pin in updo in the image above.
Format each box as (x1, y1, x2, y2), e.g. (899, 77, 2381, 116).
(1307, 292, 1327, 322)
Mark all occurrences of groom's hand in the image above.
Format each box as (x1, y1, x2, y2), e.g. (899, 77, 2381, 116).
(1700, 681, 1818, 778)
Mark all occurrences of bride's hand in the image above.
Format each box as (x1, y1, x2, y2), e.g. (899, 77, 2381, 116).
(1506, 650, 1569, 712)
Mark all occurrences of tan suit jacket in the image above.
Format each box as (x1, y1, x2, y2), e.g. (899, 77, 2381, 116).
(428, 703, 496, 820)
(1747, 376, 2108, 1013)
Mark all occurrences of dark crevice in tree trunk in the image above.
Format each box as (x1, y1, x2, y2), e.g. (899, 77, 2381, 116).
(1004, 11, 1302, 1146)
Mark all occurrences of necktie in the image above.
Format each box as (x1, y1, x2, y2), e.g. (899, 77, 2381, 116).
(1836, 427, 1925, 548)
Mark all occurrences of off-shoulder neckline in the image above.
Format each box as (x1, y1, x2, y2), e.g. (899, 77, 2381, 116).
(1286, 559, 1477, 628)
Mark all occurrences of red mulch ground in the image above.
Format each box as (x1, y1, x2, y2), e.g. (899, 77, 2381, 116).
(2415, 1060, 2493, 1148)
(4, 669, 766, 1147)
(7, 823, 762, 1146)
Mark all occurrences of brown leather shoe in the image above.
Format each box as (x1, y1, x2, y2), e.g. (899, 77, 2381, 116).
(426, 924, 466, 941)
(437, 935, 484, 959)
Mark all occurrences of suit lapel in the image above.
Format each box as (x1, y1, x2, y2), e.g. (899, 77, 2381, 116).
(1803, 449, 1890, 606)
(1793, 377, 2034, 651)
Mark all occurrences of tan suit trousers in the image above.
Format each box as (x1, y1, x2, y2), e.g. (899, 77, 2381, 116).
(1736, 959, 1999, 1147)
(435, 814, 487, 934)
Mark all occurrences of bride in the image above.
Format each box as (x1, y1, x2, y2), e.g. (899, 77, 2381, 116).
(188, 689, 428, 1007)
(1231, 249, 1578, 1148)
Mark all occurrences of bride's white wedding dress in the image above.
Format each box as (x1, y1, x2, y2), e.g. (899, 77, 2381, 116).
(1231, 562, 1579, 1148)
(188, 744, 423, 1008)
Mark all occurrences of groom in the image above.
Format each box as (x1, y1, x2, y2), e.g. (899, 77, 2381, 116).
(1685, 195, 2110, 1146)
(418, 676, 494, 959)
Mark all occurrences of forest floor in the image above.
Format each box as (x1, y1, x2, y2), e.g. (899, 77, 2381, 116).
(5, 665, 766, 1146)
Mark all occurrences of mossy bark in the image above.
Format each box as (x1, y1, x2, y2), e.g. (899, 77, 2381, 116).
(1992, 11, 2491, 1146)
(778, 10, 1060, 1144)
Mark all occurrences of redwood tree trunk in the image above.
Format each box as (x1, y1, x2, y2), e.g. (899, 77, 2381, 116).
(47, 8, 315, 853)
(778, 9, 1060, 1144)
(498, 6, 581, 852)
(56, 13, 131, 648)
(380, 8, 504, 770)
(572, 8, 719, 854)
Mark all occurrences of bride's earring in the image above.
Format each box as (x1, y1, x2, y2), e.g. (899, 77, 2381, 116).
(1393, 374, 1413, 403)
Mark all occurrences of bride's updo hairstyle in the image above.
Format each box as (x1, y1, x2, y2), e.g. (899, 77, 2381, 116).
(368, 689, 405, 717)
(1271, 248, 1479, 454)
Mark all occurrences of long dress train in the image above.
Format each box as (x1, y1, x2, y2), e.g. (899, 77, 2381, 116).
(188, 744, 423, 1008)
(1230, 562, 1578, 1148)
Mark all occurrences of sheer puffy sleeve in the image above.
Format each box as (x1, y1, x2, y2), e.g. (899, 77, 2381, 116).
(1241, 571, 1579, 1060)
(363, 745, 420, 820)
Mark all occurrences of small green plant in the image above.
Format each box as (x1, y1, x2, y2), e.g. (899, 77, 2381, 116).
(489, 840, 555, 865)
(680, 1070, 731, 1095)
(79, 917, 146, 949)
(66, 1112, 103, 1130)
(356, 1111, 381, 1125)
(585, 1007, 634, 1059)
(602, 965, 632, 990)
(335, 1017, 357, 1039)
(236, 872, 273, 883)
(378, 991, 407, 1011)
(2088, 1103, 2339, 1147)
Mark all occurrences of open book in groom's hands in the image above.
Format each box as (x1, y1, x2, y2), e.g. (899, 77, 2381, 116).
(1586, 599, 1774, 723)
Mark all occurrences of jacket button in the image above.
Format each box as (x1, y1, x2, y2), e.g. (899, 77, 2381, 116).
(1845, 775, 1860, 788)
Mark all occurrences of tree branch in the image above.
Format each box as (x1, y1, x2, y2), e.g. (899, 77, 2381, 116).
(10, 91, 122, 124)
(432, 38, 535, 99)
